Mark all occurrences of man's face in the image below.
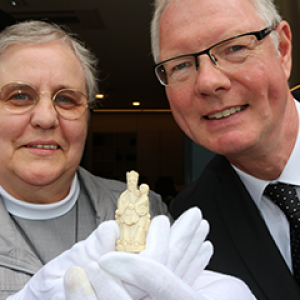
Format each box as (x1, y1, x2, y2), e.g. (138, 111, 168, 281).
(159, 0, 293, 160)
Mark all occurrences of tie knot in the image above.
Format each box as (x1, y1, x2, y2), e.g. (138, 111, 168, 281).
(264, 183, 296, 199)
(264, 182, 300, 219)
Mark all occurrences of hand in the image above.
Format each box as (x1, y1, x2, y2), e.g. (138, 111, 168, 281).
(7, 220, 119, 300)
(191, 270, 257, 300)
(165, 207, 213, 286)
(99, 207, 214, 299)
(51, 266, 133, 300)
(142, 207, 213, 288)
(99, 255, 257, 300)
(98, 208, 256, 300)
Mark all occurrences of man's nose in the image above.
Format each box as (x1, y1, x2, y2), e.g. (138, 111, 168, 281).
(193, 55, 231, 96)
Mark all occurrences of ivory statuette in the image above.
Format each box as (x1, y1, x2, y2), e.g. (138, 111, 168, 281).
(115, 170, 151, 252)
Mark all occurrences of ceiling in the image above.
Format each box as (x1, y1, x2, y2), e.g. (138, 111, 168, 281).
(0, 0, 169, 110)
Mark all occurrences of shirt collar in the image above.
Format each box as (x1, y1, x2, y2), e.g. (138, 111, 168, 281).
(233, 99, 300, 208)
(1, 173, 80, 220)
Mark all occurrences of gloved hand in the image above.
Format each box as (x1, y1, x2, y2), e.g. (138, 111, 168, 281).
(100, 207, 214, 300)
(54, 207, 213, 300)
(98, 207, 256, 300)
(51, 266, 133, 300)
(164, 207, 213, 285)
(100, 255, 257, 300)
(191, 270, 257, 300)
(7, 220, 120, 300)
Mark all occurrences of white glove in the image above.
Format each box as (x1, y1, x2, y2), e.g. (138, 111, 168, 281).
(165, 207, 213, 285)
(191, 270, 257, 300)
(100, 256, 257, 300)
(51, 265, 133, 300)
(55, 207, 212, 300)
(7, 220, 120, 300)
(100, 207, 214, 300)
(100, 252, 201, 300)
(99, 208, 256, 300)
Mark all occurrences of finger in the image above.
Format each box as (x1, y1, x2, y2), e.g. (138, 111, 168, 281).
(99, 253, 198, 300)
(129, 215, 170, 299)
(169, 207, 202, 237)
(51, 293, 65, 300)
(32, 220, 120, 291)
(79, 220, 120, 261)
(140, 215, 170, 264)
(167, 207, 203, 272)
(86, 261, 133, 300)
(182, 241, 213, 286)
(192, 270, 256, 300)
(64, 267, 97, 300)
(173, 219, 210, 278)
(122, 283, 148, 300)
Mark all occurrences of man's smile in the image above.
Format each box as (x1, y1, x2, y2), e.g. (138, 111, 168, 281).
(206, 105, 248, 120)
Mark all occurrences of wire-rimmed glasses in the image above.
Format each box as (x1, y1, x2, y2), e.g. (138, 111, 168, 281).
(154, 27, 273, 86)
(0, 82, 90, 120)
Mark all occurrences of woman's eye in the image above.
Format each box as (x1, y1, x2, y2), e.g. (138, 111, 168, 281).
(13, 93, 29, 100)
(56, 96, 71, 103)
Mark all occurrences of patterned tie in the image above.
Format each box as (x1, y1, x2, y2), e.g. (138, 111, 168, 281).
(264, 183, 300, 285)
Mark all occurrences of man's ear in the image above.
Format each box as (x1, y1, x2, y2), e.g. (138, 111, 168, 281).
(276, 21, 292, 80)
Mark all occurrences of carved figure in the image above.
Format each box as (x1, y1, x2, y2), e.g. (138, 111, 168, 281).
(115, 171, 151, 252)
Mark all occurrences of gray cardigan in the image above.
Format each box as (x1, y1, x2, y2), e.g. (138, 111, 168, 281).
(0, 167, 170, 299)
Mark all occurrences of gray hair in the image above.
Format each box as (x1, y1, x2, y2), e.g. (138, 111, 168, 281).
(0, 20, 99, 106)
(151, 0, 282, 63)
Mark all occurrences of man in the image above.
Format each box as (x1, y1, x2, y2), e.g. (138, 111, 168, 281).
(151, 0, 300, 299)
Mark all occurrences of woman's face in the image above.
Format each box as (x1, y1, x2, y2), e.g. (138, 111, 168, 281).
(0, 40, 88, 202)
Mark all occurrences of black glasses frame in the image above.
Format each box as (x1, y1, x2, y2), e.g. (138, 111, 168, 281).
(155, 26, 273, 75)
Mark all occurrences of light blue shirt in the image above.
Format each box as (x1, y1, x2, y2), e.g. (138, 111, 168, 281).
(233, 99, 300, 272)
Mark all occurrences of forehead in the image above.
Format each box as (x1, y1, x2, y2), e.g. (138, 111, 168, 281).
(159, 0, 265, 59)
(0, 40, 85, 91)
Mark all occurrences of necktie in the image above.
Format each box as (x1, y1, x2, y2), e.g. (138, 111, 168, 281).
(264, 183, 300, 285)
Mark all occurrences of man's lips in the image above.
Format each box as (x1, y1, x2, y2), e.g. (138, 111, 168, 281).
(205, 105, 248, 120)
(25, 144, 60, 150)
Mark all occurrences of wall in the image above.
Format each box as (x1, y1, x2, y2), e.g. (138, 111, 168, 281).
(86, 111, 185, 192)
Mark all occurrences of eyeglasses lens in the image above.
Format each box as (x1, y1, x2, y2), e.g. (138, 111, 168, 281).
(0, 83, 88, 120)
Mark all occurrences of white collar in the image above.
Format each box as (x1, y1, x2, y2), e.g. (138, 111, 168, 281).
(1, 173, 80, 220)
(233, 99, 300, 208)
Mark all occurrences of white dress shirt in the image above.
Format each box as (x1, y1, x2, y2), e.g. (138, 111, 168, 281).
(233, 99, 300, 272)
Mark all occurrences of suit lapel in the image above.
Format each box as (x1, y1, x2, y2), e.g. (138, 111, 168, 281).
(215, 164, 300, 298)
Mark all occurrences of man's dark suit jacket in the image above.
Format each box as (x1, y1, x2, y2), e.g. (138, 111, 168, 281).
(169, 155, 300, 300)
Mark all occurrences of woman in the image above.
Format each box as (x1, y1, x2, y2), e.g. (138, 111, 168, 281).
(0, 20, 168, 299)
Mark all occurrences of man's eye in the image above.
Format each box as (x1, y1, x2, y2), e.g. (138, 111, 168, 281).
(229, 45, 244, 52)
(174, 62, 190, 70)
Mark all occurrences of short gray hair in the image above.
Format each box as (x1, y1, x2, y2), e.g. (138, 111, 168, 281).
(0, 20, 99, 106)
(151, 0, 282, 63)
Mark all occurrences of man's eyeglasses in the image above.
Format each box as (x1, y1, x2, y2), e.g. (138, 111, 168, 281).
(0, 82, 89, 120)
(154, 27, 273, 86)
